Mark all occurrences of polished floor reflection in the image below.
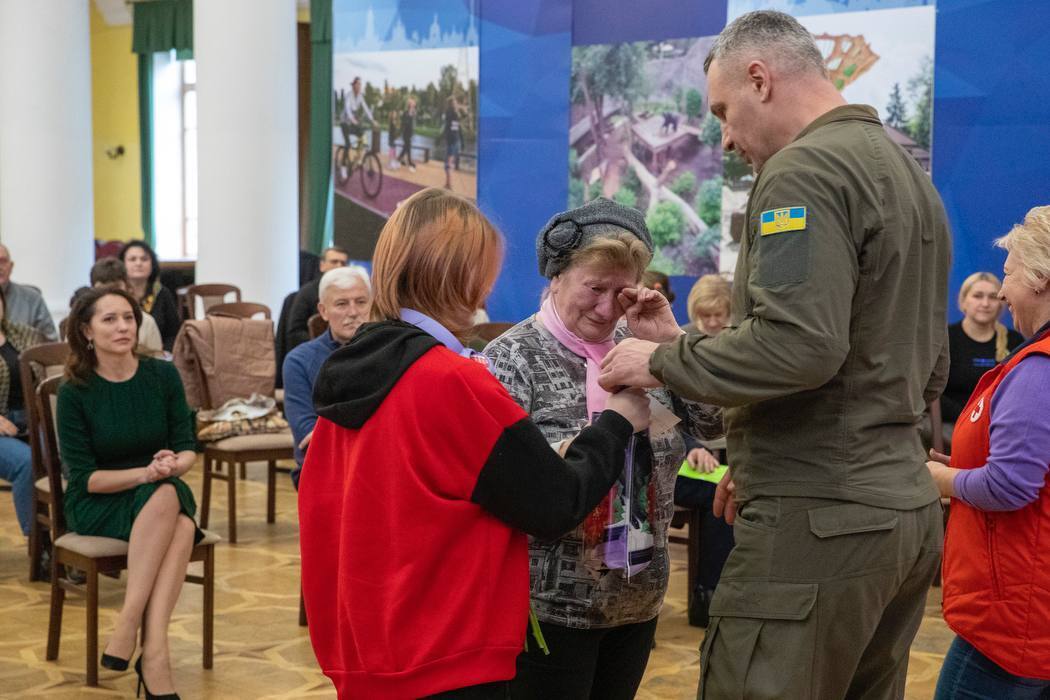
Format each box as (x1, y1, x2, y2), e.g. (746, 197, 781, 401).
(0, 460, 951, 698)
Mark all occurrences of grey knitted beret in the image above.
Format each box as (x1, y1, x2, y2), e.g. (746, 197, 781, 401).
(536, 197, 654, 278)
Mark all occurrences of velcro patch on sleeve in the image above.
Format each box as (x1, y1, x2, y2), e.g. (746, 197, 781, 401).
(760, 206, 807, 236)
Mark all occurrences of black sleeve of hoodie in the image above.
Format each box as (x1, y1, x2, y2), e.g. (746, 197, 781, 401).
(470, 410, 633, 541)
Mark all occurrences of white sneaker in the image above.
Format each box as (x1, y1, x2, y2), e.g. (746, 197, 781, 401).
(409, 166, 416, 172)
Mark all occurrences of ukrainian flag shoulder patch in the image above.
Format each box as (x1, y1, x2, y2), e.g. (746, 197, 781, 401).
(760, 206, 807, 236)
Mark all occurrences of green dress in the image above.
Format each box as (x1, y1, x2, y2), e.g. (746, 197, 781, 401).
(57, 357, 198, 540)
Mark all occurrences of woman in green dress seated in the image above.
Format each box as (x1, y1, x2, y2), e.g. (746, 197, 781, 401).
(58, 287, 198, 699)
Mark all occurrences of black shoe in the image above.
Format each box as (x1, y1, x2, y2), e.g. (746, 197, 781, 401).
(688, 588, 714, 628)
(100, 652, 130, 672)
(134, 656, 180, 700)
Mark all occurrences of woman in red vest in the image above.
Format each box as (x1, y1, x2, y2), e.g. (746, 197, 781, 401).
(927, 206, 1050, 697)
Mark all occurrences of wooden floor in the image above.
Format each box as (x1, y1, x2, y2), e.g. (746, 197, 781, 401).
(0, 459, 953, 698)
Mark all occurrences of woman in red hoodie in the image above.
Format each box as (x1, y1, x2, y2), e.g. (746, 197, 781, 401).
(298, 187, 651, 699)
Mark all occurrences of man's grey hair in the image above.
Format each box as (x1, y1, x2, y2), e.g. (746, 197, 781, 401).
(704, 10, 826, 79)
(319, 264, 371, 300)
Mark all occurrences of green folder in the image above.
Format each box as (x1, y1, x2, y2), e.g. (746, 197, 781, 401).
(678, 462, 729, 484)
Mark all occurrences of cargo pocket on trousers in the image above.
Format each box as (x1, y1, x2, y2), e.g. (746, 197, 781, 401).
(808, 503, 898, 539)
(699, 580, 819, 700)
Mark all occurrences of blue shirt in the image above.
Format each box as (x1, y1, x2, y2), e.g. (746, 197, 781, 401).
(282, 329, 341, 484)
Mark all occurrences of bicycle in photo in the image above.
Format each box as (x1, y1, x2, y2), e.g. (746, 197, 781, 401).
(334, 123, 383, 199)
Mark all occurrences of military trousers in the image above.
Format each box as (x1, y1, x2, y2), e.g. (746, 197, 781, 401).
(698, 496, 943, 700)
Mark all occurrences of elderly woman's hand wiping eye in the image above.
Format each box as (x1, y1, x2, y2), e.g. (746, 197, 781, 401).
(618, 286, 686, 344)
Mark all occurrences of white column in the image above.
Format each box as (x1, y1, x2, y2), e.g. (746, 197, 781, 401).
(0, 0, 95, 321)
(194, 0, 298, 316)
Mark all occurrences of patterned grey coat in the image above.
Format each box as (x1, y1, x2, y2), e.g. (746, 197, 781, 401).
(485, 314, 722, 629)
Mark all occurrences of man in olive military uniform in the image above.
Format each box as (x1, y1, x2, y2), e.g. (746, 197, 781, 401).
(600, 10, 951, 699)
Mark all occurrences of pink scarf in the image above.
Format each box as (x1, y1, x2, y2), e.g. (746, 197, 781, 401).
(537, 295, 616, 418)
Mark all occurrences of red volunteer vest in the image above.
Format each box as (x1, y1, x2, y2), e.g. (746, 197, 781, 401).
(942, 330, 1050, 680)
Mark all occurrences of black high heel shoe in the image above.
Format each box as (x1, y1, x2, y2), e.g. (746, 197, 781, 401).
(100, 651, 130, 672)
(134, 656, 180, 700)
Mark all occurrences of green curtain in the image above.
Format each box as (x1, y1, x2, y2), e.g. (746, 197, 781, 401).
(131, 0, 194, 245)
(136, 53, 155, 247)
(307, 0, 334, 254)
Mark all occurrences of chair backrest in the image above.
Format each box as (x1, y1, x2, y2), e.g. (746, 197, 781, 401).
(207, 301, 272, 320)
(176, 286, 193, 322)
(470, 322, 514, 344)
(173, 317, 276, 410)
(36, 375, 68, 537)
(18, 343, 71, 482)
(186, 284, 242, 320)
(307, 313, 328, 339)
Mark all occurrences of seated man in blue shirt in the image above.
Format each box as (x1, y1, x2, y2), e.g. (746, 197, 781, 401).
(283, 265, 372, 488)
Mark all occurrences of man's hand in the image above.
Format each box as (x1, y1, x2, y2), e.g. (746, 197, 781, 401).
(0, 415, 18, 437)
(298, 430, 314, 451)
(618, 287, 685, 344)
(712, 468, 737, 524)
(598, 338, 663, 391)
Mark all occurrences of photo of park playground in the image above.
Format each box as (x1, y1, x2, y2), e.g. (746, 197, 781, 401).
(569, 37, 724, 276)
(332, 46, 478, 218)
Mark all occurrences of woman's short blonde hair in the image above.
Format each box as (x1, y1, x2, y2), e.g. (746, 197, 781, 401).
(371, 188, 503, 337)
(995, 206, 1050, 290)
(957, 271, 1001, 311)
(687, 274, 731, 323)
(564, 226, 652, 281)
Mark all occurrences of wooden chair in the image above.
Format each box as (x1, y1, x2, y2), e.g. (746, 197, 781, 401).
(181, 318, 293, 544)
(176, 286, 193, 322)
(930, 398, 945, 455)
(471, 322, 514, 343)
(207, 302, 272, 321)
(669, 505, 702, 617)
(466, 322, 514, 351)
(185, 284, 241, 320)
(200, 433, 293, 544)
(307, 313, 328, 340)
(36, 376, 219, 687)
(18, 342, 71, 582)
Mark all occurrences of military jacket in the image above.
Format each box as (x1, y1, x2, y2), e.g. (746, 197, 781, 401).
(652, 104, 950, 509)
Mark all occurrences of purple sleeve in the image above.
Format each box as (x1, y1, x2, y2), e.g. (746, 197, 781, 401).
(954, 354, 1050, 511)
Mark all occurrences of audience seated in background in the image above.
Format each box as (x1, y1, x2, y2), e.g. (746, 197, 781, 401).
(57, 287, 200, 698)
(686, 273, 731, 336)
(0, 243, 57, 341)
(285, 246, 350, 353)
(282, 264, 371, 488)
(941, 271, 1023, 444)
(298, 188, 651, 699)
(88, 257, 164, 357)
(675, 272, 735, 627)
(485, 198, 722, 696)
(119, 240, 180, 351)
(0, 283, 43, 540)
